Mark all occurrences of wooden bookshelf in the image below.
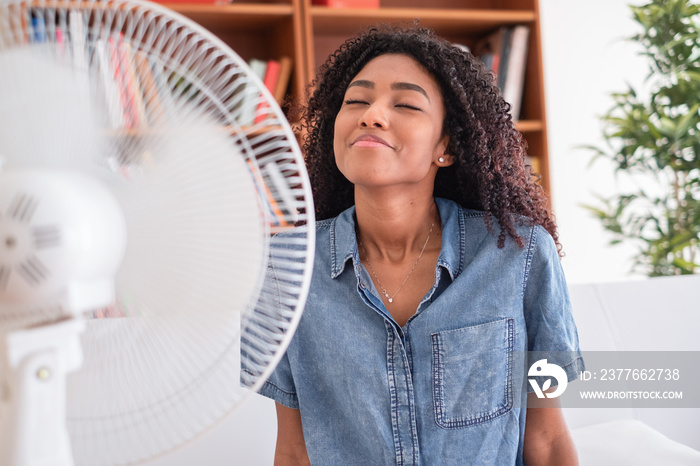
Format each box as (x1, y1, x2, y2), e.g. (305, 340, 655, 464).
(167, 0, 551, 194)
(301, 0, 550, 194)
(164, 0, 307, 104)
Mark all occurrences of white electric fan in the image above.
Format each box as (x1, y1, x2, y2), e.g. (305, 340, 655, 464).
(0, 0, 315, 465)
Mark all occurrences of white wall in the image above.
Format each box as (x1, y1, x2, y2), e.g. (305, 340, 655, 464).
(540, 0, 648, 284)
(146, 392, 276, 465)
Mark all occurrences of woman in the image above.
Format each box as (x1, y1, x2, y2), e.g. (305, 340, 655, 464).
(258, 24, 584, 465)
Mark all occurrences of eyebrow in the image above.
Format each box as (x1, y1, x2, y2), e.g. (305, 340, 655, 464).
(347, 80, 430, 101)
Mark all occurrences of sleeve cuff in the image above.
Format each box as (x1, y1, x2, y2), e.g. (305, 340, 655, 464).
(257, 379, 300, 409)
(525, 353, 586, 393)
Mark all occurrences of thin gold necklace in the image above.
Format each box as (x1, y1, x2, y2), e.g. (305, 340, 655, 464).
(358, 222, 435, 304)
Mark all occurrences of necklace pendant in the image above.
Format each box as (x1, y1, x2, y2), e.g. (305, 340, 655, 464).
(359, 220, 434, 308)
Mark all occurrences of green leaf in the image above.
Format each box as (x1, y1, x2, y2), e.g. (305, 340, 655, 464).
(657, 117, 678, 137)
(674, 103, 700, 139)
(671, 257, 697, 274)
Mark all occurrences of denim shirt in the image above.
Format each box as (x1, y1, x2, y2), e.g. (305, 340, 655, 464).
(258, 198, 583, 465)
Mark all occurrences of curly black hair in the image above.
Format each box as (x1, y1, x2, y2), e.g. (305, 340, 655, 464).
(300, 24, 560, 253)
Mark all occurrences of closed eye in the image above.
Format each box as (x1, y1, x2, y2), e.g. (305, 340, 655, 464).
(344, 99, 369, 105)
(396, 103, 422, 111)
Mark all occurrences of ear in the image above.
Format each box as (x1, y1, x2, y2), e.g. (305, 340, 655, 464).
(435, 135, 455, 167)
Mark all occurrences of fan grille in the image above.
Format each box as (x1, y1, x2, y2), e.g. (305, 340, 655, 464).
(0, 1, 314, 464)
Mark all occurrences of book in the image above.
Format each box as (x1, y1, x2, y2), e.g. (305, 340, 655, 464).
(239, 58, 267, 126)
(68, 10, 91, 104)
(474, 26, 509, 85)
(133, 50, 166, 125)
(55, 27, 65, 54)
(30, 11, 46, 43)
(264, 161, 298, 225)
(19, 1, 29, 43)
(496, 27, 513, 93)
(117, 40, 148, 127)
(68, 10, 87, 69)
(147, 59, 178, 122)
(249, 58, 267, 81)
(247, 160, 286, 227)
(502, 25, 530, 120)
(254, 59, 281, 124)
(525, 155, 541, 182)
(94, 38, 126, 128)
(273, 55, 293, 105)
(108, 35, 137, 128)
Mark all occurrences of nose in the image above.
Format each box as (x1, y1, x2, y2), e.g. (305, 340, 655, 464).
(359, 103, 388, 129)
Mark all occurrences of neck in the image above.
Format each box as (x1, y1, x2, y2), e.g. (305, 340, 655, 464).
(354, 190, 440, 262)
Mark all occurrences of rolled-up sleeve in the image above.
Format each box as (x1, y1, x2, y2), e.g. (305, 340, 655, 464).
(523, 226, 585, 389)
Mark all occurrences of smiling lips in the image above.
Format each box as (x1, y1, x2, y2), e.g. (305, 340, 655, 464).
(352, 134, 392, 149)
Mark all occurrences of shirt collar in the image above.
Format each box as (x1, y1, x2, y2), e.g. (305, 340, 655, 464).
(329, 198, 464, 280)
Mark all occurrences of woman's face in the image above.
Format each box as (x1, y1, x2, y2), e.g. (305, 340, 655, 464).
(333, 53, 449, 191)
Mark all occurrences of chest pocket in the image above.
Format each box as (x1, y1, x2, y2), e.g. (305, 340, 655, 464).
(431, 318, 514, 429)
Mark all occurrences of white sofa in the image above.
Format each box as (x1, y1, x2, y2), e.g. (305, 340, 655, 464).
(150, 275, 700, 465)
(565, 274, 700, 465)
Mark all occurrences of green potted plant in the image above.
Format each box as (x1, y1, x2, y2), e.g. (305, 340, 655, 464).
(584, 0, 700, 276)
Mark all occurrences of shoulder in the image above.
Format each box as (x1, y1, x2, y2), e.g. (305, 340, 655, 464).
(436, 198, 486, 231)
(447, 199, 557, 259)
(439, 197, 535, 239)
(315, 217, 335, 231)
(524, 223, 558, 260)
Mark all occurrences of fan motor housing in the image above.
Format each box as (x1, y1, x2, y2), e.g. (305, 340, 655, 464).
(0, 169, 126, 315)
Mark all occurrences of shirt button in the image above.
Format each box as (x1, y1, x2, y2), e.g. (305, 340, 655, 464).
(360, 282, 366, 289)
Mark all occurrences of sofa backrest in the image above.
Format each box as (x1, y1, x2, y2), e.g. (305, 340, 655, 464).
(564, 275, 700, 444)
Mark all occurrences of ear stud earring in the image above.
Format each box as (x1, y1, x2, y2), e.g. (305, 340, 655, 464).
(438, 157, 445, 163)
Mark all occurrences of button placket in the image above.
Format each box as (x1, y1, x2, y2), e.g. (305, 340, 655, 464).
(386, 322, 420, 465)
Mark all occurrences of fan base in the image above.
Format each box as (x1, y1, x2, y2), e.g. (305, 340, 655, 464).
(0, 319, 85, 466)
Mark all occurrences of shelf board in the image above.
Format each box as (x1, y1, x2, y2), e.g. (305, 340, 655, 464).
(514, 119, 543, 133)
(310, 7, 536, 35)
(166, 3, 294, 30)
